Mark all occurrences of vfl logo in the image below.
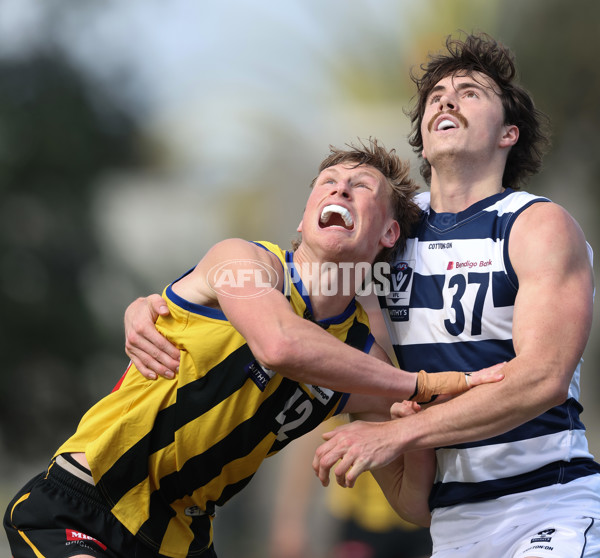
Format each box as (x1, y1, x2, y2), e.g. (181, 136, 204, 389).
(385, 261, 414, 322)
(207, 259, 279, 299)
(390, 262, 412, 293)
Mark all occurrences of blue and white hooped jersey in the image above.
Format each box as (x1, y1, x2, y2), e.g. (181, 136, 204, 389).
(380, 188, 600, 513)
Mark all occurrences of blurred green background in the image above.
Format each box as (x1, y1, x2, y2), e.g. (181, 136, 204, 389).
(1, 0, 599, 556)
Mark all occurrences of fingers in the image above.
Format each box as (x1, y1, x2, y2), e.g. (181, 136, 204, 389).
(125, 330, 180, 380)
(313, 422, 399, 489)
(313, 427, 353, 486)
(148, 293, 170, 319)
(312, 442, 334, 487)
(124, 296, 180, 380)
(334, 454, 366, 488)
(416, 363, 505, 401)
(390, 400, 421, 419)
(466, 362, 505, 387)
(312, 439, 364, 488)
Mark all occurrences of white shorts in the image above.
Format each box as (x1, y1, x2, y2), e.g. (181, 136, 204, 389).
(431, 516, 600, 558)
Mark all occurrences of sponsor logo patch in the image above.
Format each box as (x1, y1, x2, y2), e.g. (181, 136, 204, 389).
(246, 360, 275, 391)
(185, 505, 215, 517)
(446, 259, 493, 270)
(531, 528, 556, 543)
(306, 384, 333, 404)
(66, 529, 107, 551)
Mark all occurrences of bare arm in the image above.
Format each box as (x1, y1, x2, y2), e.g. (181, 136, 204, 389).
(124, 239, 498, 401)
(124, 268, 394, 382)
(342, 347, 493, 526)
(345, 349, 436, 528)
(199, 240, 413, 398)
(313, 202, 594, 485)
(370, 401, 435, 527)
(125, 239, 418, 398)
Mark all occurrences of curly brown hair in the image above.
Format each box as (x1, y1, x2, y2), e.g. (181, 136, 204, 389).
(407, 32, 551, 189)
(294, 138, 421, 263)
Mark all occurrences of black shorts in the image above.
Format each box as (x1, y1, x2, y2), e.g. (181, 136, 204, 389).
(4, 459, 217, 558)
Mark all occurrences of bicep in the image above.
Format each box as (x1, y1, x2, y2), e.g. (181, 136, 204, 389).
(510, 203, 593, 382)
(198, 239, 293, 339)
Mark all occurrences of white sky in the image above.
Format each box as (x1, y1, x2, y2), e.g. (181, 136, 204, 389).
(0, 0, 420, 287)
(0, 0, 410, 115)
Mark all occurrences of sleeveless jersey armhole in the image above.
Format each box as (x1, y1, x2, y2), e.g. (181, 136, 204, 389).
(502, 199, 551, 290)
(251, 241, 288, 295)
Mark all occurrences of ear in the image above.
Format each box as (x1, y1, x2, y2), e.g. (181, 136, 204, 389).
(380, 220, 401, 249)
(499, 124, 519, 148)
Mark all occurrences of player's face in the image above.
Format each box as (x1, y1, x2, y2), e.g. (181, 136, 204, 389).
(420, 71, 514, 165)
(298, 163, 399, 263)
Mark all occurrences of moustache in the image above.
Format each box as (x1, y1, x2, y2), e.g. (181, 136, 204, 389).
(427, 110, 469, 132)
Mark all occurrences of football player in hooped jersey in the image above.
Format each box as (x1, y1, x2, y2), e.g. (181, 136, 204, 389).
(313, 34, 600, 557)
(4, 139, 503, 558)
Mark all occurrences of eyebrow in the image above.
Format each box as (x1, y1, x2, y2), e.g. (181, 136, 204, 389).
(428, 80, 491, 98)
(321, 167, 380, 181)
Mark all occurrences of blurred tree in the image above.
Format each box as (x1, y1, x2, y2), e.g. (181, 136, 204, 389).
(496, 0, 600, 449)
(496, 0, 600, 187)
(0, 49, 142, 460)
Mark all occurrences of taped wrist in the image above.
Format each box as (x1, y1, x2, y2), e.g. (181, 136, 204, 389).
(409, 370, 469, 403)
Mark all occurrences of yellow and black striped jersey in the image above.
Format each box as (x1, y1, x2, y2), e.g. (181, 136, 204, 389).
(55, 241, 375, 558)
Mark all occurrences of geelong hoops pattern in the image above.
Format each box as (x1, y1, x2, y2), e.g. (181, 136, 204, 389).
(381, 189, 600, 510)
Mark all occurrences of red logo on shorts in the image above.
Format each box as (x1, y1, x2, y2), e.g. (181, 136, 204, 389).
(65, 529, 107, 551)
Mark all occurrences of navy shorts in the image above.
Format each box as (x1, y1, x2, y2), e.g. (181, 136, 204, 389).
(4, 459, 217, 558)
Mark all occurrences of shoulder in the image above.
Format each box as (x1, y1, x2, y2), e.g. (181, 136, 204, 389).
(510, 201, 591, 277)
(511, 200, 583, 241)
(203, 238, 285, 270)
(197, 238, 287, 293)
(207, 238, 277, 258)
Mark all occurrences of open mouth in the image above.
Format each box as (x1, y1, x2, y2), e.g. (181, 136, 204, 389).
(436, 118, 458, 131)
(428, 111, 468, 132)
(319, 204, 354, 230)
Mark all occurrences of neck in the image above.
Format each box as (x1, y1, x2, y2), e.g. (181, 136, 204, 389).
(428, 163, 505, 213)
(292, 246, 360, 321)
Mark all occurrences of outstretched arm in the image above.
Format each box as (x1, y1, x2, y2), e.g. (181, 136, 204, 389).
(337, 344, 498, 525)
(125, 238, 502, 401)
(313, 202, 594, 486)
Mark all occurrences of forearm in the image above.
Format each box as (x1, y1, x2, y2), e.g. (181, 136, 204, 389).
(260, 318, 416, 400)
(262, 320, 479, 404)
(400, 356, 565, 452)
(398, 449, 435, 527)
(366, 400, 434, 527)
(401, 202, 594, 452)
(371, 449, 434, 527)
